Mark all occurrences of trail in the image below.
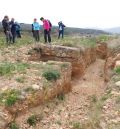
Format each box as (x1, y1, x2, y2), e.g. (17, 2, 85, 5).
(16, 59, 107, 129)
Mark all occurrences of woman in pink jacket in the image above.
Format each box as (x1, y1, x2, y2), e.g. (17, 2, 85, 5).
(40, 17, 51, 43)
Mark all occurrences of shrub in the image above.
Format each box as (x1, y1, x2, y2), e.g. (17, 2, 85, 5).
(42, 69, 60, 81)
(27, 115, 37, 127)
(9, 122, 19, 129)
(0, 89, 20, 106)
(115, 67, 120, 74)
(5, 89, 20, 106)
(57, 93, 65, 101)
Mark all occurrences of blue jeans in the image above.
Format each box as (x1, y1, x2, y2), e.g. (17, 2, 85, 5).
(58, 30, 64, 39)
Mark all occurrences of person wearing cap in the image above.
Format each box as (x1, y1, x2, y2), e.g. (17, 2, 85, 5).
(58, 21, 66, 39)
(40, 17, 51, 43)
(32, 18, 40, 42)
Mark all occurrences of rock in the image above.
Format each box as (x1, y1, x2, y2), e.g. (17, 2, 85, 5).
(43, 107, 49, 114)
(114, 53, 120, 60)
(32, 84, 40, 90)
(103, 106, 108, 110)
(115, 81, 120, 87)
(100, 121, 106, 129)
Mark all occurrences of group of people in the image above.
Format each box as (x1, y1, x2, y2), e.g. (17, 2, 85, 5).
(2, 16, 21, 44)
(32, 17, 66, 43)
(2, 15, 66, 44)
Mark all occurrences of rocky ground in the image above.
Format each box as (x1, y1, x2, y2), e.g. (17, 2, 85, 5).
(0, 37, 120, 129)
(15, 59, 108, 129)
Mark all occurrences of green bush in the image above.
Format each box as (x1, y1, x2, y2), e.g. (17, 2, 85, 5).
(42, 69, 60, 81)
(5, 89, 20, 106)
(115, 67, 120, 74)
(97, 35, 110, 42)
(9, 122, 19, 129)
(27, 115, 37, 126)
(57, 93, 65, 101)
(0, 89, 20, 106)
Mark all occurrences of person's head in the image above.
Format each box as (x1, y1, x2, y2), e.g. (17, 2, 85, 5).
(4, 15, 9, 21)
(40, 17, 44, 21)
(58, 21, 62, 25)
(15, 21, 18, 24)
(34, 18, 37, 22)
(11, 18, 15, 22)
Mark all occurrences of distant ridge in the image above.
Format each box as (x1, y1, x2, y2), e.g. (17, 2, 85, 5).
(104, 27, 120, 34)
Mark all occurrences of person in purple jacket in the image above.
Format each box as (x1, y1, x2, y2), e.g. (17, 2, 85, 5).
(58, 21, 66, 39)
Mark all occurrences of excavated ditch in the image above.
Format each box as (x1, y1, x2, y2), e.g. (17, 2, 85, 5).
(0, 43, 110, 129)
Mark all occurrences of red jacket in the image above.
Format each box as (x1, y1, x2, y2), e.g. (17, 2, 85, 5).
(43, 20, 50, 31)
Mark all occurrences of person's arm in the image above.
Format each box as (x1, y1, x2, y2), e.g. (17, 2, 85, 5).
(62, 24, 66, 27)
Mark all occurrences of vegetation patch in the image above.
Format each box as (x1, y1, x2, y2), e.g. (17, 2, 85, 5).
(16, 76, 25, 83)
(0, 62, 29, 76)
(96, 34, 110, 42)
(0, 89, 20, 106)
(42, 69, 60, 81)
(71, 121, 82, 129)
(27, 114, 37, 127)
(9, 122, 19, 129)
(57, 93, 65, 101)
(115, 67, 120, 74)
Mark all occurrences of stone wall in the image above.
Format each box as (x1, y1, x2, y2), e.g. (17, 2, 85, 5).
(28, 44, 97, 77)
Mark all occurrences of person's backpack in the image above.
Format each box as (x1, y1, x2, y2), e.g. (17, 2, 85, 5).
(48, 20, 52, 28)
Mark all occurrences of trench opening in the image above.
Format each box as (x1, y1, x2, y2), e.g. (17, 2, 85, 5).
(1, 43, 113, 129)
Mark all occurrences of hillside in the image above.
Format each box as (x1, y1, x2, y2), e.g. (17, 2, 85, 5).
(0, 22, 108, 35)
(104, 27, 120, 34)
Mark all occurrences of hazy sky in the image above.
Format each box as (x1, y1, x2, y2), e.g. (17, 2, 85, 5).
(0, 0, 120, 28)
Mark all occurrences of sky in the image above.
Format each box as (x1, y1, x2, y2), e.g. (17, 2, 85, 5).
(0, 0, 120, 29)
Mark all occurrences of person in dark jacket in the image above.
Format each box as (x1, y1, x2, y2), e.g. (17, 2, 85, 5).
(10, 18, 17, 43)
(15, 22, 21, 38)
(58, 21, 66, 39)
(2, 16, 12, 44)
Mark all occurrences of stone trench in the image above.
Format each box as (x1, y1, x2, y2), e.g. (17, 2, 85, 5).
(0, 42, 109, 129)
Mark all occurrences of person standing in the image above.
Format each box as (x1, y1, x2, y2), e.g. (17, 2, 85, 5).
(2, 16, 12, 44)
(40, 17, 51, 44)
(10, 18, 17, 43)
(32, 18, 40, 42)
(16, 22, 21, 38)
(58, 21, 66, 39)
